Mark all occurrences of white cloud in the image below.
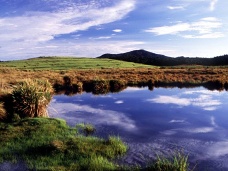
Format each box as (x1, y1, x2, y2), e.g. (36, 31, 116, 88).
(191, 95, 221, 109)
(183, 89, 222, 95)
(145, 23, 190, 35)
(0, 0, 136, 59)
(113, 29, 122, 33)
(172, 0, 219, 11)
(187, 127, 214, 133)
(210, 116, 218, 127)
(147, 90, 221, 111)
(90, 36, 112, 40)
(124, 87, 147, 92)
(1, 0, 135, 42)
(147, 96, 190, 106)
(0, 39, 145, 60)
(145, 17, 223, 39)
(167, 6, 185, 10)
(210, 0, 218, 11)
(115, 100, 124, 104)
(207, 141, 228, 157)
(183, 32, 224, 39)
(169, 120, 185, 123)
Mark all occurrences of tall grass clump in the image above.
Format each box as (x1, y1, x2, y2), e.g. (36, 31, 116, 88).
(104, 136, 128, 157)
(76, 123, 96, 136)
(147, 152, 191, 171)
(11, 79, 53, 118)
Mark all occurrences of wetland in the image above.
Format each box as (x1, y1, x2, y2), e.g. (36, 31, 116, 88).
(1, 57, 228, 170)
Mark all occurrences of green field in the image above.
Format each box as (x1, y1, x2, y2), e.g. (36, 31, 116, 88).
(0, 57, 154, 70)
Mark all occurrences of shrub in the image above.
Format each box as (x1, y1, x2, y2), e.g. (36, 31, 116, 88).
(11, 79, 53, 118)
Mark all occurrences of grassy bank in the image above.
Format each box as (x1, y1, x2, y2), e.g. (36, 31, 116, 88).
(0, 118, 127, 170)
(0, 118, 192, 171)
(0, 79, 128, 170)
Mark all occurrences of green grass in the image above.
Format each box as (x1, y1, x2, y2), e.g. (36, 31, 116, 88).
(146, 152, 191, 171)
(0, 118, 193, 170)
(0, 118, 127, 170)
(0, 57, 155, 70)
(76, 123, 96, 136)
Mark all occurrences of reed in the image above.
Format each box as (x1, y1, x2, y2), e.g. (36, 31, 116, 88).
(11, 79, 53, 118)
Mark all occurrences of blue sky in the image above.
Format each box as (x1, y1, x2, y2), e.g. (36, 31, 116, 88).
(0, 0, 227, 60)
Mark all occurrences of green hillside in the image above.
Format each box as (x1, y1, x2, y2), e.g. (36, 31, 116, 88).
(0, 57, 155, 70)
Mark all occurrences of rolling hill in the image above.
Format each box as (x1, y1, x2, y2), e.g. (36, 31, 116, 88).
(0, 57, 154, 70)
(98, 50, 228, 66)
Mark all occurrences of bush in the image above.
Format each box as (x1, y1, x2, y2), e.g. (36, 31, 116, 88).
(12, 79, 53, 118)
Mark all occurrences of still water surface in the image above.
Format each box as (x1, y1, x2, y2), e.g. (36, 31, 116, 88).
(49, 87, 228, 171)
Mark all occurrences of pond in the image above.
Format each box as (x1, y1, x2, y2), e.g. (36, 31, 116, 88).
(48, 86, 228, 171)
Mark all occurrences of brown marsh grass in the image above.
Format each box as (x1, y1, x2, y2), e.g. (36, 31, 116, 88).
(1, 67, 228, 95)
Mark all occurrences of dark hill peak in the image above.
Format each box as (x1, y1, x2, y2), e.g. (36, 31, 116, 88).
(98, 50, 228, 66)
(98, 49, 171, 66)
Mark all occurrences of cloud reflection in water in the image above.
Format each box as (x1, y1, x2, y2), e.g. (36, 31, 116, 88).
(207, 141, 228, 158)
(49, 100, 137, 131)
(147, 90, 222, 111)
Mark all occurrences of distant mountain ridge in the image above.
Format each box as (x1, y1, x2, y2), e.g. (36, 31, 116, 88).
(98, 50, 228, 66)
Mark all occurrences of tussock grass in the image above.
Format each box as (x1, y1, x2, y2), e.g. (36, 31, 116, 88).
(0, 118, 127, 170)
(146, 152, 191, 171)
(11, 79, 53, 118)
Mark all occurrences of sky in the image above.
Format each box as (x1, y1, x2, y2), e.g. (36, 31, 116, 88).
(0, 0, 228, 60)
